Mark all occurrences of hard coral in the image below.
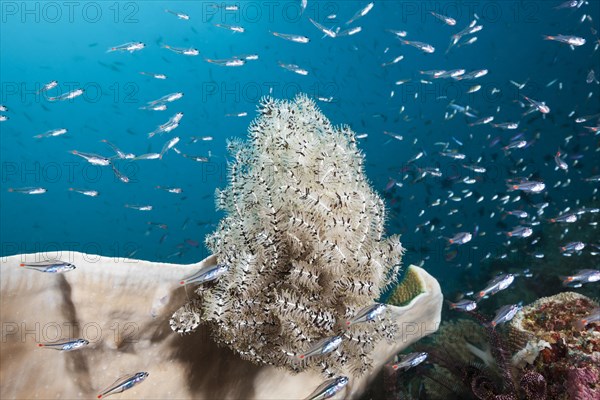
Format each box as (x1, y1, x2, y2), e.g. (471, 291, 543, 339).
(511, 292, 600, 399)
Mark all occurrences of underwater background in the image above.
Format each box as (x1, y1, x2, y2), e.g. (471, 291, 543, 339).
(1, 0, 599, 311)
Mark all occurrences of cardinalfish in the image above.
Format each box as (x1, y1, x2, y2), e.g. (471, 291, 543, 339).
(298, 335, 342, 359)
(205, 57, 245, 67)
(573, 308, 600, 330)
(560, 241, 585, 253)
(180, 263, 229, 286)
(447, 232, 472, 245)
(101, 140, 135, 160)
(48, 88, 84, 102)
(430, 11, 456, 26)
(278, 61, 309, 75)
(346, 303, 386, 327)
(560, 269, 600, 287)
(124, 204, 152, 211)
(69, 188, 99, 197)
(505, 226, 533, 238)
(156, 186, 182, 194)
(476, 274, 515, 300)
(148, 112, 183, 138)
(147, 92, 184, 106)
(549, 213, 577, 223)
(37, 80, 58, 94)
(304, 376, 348, 400)
(8, 187, 47, 195)
(521, 95, 550, 114)
(487, 304, 522, 329)
(447, 299, 477, 312)
(506, 180, 545, 193)
(214, 23, 244, 33)
(139, 72, 167, 80)
(543, 34, 586, 46)
(389, 352, 428, 371)
(554, 150, 568, 171)
(20, 260, 75, 273)
(400, 39, 435, 53)
(271, 31, 310, 43)
(164, 9, 189, 19)
(162, 45, 199, 56)
(133, 153, 160, 160)
(34, 128, 67, 139)
(107, 42, 145, 53)
(345, 2, 374, 25)
(97, 372, 149, 399)
(38, 338, 88, 351)
(308, 18, 336, 38)
(71, 150, 111, 166)
(160, 137, 180, 159)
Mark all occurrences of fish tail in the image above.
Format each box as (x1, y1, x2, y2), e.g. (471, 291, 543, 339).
(543, 35, 554, 41)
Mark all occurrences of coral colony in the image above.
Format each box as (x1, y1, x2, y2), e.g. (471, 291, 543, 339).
(171, 95, 404, 377)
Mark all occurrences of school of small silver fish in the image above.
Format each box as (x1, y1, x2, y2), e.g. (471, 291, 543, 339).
(3, 1, 599, 397)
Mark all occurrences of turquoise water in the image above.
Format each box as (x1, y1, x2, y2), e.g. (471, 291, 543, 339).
(1, 1, 599, 296)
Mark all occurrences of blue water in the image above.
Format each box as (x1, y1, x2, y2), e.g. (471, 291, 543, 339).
(1, 1, 599, 294)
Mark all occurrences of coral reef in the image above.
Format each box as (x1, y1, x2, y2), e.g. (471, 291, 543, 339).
(391, 292, 599, 400)
(171, 95, 405, 376)
(384, 266, 425, 307)
(511, 292, 600, 399)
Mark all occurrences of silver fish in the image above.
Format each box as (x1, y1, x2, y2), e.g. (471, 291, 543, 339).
(38, 338, 88, 351)
(390, 352, 428, 371)
(447, 299, 477, 312)
(71, 150, 111, 166)
(271, 32, 310, 43)
(34, 128, 67, 139)
(20, 260, 75, 273)
(298, 335, 342, 359)
(162, 45, 199, 56)
(180, 263, 229, 286)
(507, 181, 545, 193)
(574, 307, 600, 330)
(506, 226, 533, 238)
(561, 269, 600, 287)
(8, 187, 47, 195)
(304, 376, 349, 400)
(543, 34, 586, 46)
(476, 274, 515, 300)
(488, 304, 522, 328)
(345, 2, 374, 25)
(48, 88, 84, 102)
(346, 303, 386, 326)
(560, 241, 585, 253)
(447, 232, 472, 245)
(107, 41, 145, 53)
(97, 372, 149, 399)
(205, 57, 245, 67)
